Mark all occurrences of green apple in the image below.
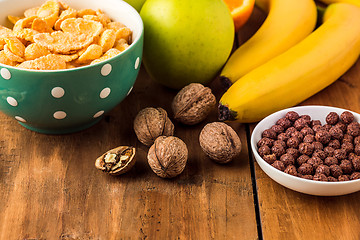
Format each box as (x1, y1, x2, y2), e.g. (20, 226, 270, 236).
(140, 0, 234, 89)
(122, 0, 146, 12)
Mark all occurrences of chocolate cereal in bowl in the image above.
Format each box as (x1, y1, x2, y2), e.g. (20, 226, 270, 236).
(251, 106, 360, 196)
(0, 0, 143, 134)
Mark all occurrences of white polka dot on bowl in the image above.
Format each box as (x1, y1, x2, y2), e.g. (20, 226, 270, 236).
(134, 57, 140, 70)
(100, 87, 111, 99)
(15, 116, 26, 122)
(7, 96, 18, 107)
(51, 87, 65, 98)
(53, 111, 66, 119)
(1, 68, 11, 80)
(93, 110, 104, 118)
(101, 64, 112, 76)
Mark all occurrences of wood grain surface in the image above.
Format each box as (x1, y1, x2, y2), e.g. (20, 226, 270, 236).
(1, 5, 360, 240)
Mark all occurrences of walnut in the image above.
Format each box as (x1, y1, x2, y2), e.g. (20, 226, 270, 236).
(172, 83, 216, 125)
(133, 107, 174, 146)
(147, 136, 188, 178)
(199, 122, 242, 164)
(95, 146, 136, 175)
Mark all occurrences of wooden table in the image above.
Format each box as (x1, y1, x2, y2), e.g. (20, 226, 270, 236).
(1, 7, 360, 240)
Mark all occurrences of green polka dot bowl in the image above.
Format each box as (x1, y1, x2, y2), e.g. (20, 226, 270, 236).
(0, 0, 143, 134)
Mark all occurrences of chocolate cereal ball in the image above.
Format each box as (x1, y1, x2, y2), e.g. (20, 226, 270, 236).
(323, 146, 335, 157)
(315, 130, 331, 144)
(311, 120, 322, 127)
(280, 153, 295, 167)
(273, 140, 287, 148)
(302, 175, 313, 180)
(324, 156, 338, 166)
(298, 163, 313, 175)
(300, 126, 314, 136)
(334, 149, 347, 160)
(354, 136, 360, 145)
(258, 145, 271, 157)
(342, 134, 353, 144)
(299, 142, 314, 155)
(284, 165, 298, 176)
(315, 164, 330, 176)
(271, 124, 284, 135)
(313, 173, 328, 181)
(285, 127, 297, 137)
(276, 117, 292, 129)
(290, 131, 304, 141)
(287, 137, 300, 148)
(313, 150, 326, 160)
(286, 148, 300, 159)
(303, 134, 315, 143)
(350, 172, 360, 180)
(352, 157, 360, 171)
(335, 122, 347, 133)
(347, 122, 360, 137)
(257, 137, 274, 148)
(340, 111, 354, 124)
(330, 164, 343, 178)
(313, 125, 324, 132)
(277, 133, 289, 142)
(341, 142, 354, 154)
(328, 176, 338, 182)
(263, 154, 277, 165)
(272, 160, 285, 171)
(294, 118, 308, 130)
(329, 126, 343, 140)
(285, 111, 300, 122)
(312, 141, 323, 151)
(338, 175, 350, 181)
(272, 144, 286, 157)
(339, 160, 353, 174)
(262, 129, 277, 139)
(328, 139, 341, 149)
(301, 115, 311, 125)
(307, 156, 323, 169)
(297, 155, 310, 166)
(326, 112, 339, 125)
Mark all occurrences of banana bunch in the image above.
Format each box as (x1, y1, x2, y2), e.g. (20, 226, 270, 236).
(220, 0, 317, 85)
(218, 2, 360, 123)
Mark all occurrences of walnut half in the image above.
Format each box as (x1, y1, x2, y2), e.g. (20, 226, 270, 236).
(95, 146, 136, 175)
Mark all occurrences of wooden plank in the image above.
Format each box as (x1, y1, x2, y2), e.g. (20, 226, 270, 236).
(241, 6, 360, 240)
(0, 67, 258, 239)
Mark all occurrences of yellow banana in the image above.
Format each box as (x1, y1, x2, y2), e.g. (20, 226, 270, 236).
(318, 0, 360, 7)
(219, 0, 317, 86)
(218, 3, 360, 123)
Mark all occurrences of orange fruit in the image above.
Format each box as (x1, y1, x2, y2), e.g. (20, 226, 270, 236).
(223, 0, 255, 32)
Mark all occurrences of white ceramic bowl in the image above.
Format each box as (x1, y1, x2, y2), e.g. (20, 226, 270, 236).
(251, 105, 360, 196)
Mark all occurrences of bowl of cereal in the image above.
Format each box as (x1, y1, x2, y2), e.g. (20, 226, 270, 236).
(251, 105, 360, 196)
(0, 0, 143, 134)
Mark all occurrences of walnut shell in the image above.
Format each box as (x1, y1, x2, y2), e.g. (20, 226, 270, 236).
(133, 107, 174, 146)
(199, 122, 242, 163)
(172, 83, 216, 125)
(147, 136, 188, 178)
(95, 146, 136, 175)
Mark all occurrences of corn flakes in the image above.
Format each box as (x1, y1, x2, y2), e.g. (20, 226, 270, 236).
(0, 50, 16, 66)
(91, 48, 120, 65)
(54, 8, 76, 30)
(34, 31, 93, 54)
(24, 43, 51, 60)
(18, 54, 66, 70)
(24, 7, 40, 18)
(36, 0, 60, 28)
(99, 29, 116, 53)
(32, 18, 53, 33)
(4, 44, 25, 62)
(0, 0, 133, 70)
(77, 44, 102, 63)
